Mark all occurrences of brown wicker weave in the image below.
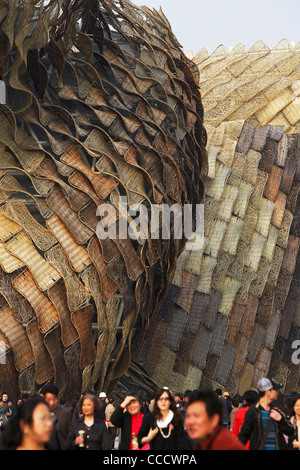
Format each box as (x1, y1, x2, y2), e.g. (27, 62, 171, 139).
(0, 0, 206, 400)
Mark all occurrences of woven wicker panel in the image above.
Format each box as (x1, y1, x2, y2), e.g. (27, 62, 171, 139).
(12, 269, 59, 334)
(45, 244, 90, 312)
(264, 308, 281, 350)
(106, 254, 137, 320)
(80, 265, 107, 330)
(238, 361, 255, 395)
(44, 325, 70, 396)
(60, 145, 118, 199)
(174, 270, 199, 313)
(103, 312, 137, 392)
(89, 295, 120, 393)
(18, 365, 36, 397)
(46, 186, 94, 245)
(163, 306, 189, 351)
(63, 340, 82, 401)
(255, 282, 275, 327)
(202, 289, 223, 329)
(254, 347, 272, 375)
(247, 323, 266, 364)
(209, 313, 229, 356)
(0, 305, 34, 371)
(232, 335, 251, 376)
(151, 347, 177, 388)
(48, 280, 79, 348)
(0, 242, 25, 273)
(26, 318, 54, 385)
(5, 232, 61, 291)
(268, 335, 286, 379)
(68, 170, 103, 208)
(139, 120, 300, 395)
(156, 284, 182, 323)
(34, 158, 91, 212)
(0, 349, 20, 402)
(274, 269, 293, 309)
(0, 268, 34, 323)
(281, 235, 300, 274)
(225, 302, 245, 345)
(4, 1, 300, 399)
(194, 40, 300, 130)
(185, 292, 210, 333)
(0, 207, 22, 242)
(71, 305, 97, 369)
(3, 199, 57, 252)
(272, 363, 290, 391)
(279, 279, 298, 339)
(191, 327, 213, 369)
(214, 342, 235, 384)
(173, 331, 197, 376)
(285, 365, 300, 393)
(46, 214, 92, 273)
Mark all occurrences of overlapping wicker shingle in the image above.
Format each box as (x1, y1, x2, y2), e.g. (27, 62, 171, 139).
(0, 0, 206, 399)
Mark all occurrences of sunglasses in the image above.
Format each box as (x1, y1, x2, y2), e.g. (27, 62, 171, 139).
(157, 397, 170, 402)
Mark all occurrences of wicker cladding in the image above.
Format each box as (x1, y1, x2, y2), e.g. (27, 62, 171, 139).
(137, 119, 300, 395)
(0, 0, 207, 400)
(191, 40, 300, 134)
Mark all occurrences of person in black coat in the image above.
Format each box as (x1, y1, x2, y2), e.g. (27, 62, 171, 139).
(137, 388, 189, 450)
(110, 392, 148, 450)
(40, 383, 72, 450)
(66, 394, 111, 450)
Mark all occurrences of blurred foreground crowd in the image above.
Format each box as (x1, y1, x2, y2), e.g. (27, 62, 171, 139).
(0, 377, 300, 451)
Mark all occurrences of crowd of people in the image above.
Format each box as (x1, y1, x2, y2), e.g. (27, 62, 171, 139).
(0, 377, 299, 451)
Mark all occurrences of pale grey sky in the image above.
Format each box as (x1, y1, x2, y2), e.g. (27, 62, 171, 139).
(132, 0, 300, 54)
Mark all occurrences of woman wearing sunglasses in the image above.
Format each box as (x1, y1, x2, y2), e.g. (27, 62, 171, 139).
(137, 388, 188, 450)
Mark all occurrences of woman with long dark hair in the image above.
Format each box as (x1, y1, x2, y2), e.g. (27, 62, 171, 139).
(2, 395, 53, 450)
(66, 393, 111, 450)
(137, 388, 188, 450)
(288, 394, 300, 450)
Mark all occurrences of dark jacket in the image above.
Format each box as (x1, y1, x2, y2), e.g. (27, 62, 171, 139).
(238, 403, 294, 450)
(110, 405, 145, 450)
(287, 415, 300, 450)
(48, 405, 72, 450)
(137, 412, 189, 451)
(66, 417, 112, 450)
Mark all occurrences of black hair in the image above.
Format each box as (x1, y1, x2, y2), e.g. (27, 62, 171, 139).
(232, 397, 240, 408)
(242, 390, 259, 406)
(2, 395, 49, 450)
(290, 394, 300, 416)
(187, 389, 223, 425)
(40, 384, 59, 397)
(153, 388, 183, 427)
(126, 391, 143, 404)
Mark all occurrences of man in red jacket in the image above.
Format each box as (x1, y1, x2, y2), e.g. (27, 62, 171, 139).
(185, 389, 245, 450)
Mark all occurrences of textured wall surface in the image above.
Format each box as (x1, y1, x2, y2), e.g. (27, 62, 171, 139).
(0, 0, 206, 401)
(135, 42, 300, 396)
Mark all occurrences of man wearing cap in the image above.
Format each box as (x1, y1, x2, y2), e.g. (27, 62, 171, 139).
(222, 392, 232, 430)
(99, 392, 108, 421)
(238, 378, 294, 450)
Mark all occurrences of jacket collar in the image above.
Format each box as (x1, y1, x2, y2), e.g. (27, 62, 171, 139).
(194, 425, 223, 450)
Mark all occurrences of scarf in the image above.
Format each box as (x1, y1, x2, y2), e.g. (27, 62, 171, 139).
(156, 410, 174, 428)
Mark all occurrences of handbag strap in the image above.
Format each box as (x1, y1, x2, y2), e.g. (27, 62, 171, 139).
(258, 416, 274, 450)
